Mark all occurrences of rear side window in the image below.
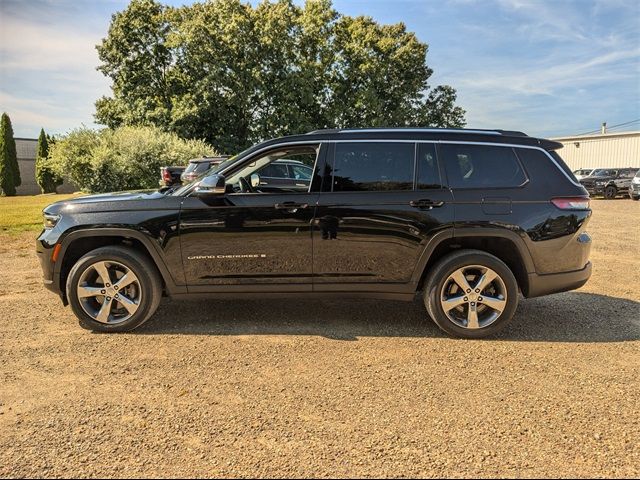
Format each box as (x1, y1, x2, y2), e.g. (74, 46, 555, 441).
(331, 142, 414, 191)
(440, 144, 527, 188)
(291, 164, 312, 180)
(260, 163, 290, 178)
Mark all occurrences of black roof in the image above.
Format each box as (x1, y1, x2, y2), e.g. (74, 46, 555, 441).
(246, 127, 563, 154)
(189, 155, 232, 163)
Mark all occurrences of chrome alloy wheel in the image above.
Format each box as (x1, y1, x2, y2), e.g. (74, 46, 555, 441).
(76, 261, 142, 324)
(440, 265, 508, 330)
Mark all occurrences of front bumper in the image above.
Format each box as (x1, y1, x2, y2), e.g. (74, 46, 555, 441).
(630, 183, 640, 198)
(526, 261, 592, 298)
(36, 229, 63, 295)
(584, 185, 605, 196)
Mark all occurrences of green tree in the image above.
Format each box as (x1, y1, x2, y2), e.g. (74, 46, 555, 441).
(35, 128, 63, 194)
(0, 113, 20, 196)
(95, 0, 466, 153)
(95, 0, 173, 129)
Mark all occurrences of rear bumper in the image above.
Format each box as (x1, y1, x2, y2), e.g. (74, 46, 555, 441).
(525, 261, 592, 298)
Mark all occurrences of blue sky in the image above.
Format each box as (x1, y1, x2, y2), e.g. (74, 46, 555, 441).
(1, 0, 639, 139)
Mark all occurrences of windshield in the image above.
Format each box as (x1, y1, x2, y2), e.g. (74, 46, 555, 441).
(592, 169, 613, 177)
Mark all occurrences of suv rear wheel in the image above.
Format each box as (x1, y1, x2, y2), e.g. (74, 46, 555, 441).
(66, 246, 162, 332)
(424, 250, 519, 338)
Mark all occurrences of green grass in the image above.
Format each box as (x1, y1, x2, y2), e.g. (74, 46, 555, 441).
(0, 193, 82, 234)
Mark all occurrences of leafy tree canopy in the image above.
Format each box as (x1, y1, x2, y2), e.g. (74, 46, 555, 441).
(96, 0, 466, 153)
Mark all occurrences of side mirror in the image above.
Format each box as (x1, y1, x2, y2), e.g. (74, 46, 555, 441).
(250, 173, 261, 188)
(194, 174, 226, 196)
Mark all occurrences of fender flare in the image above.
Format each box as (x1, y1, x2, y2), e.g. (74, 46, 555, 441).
(54, 228, 185, 295)
(411, 227, 535, 287)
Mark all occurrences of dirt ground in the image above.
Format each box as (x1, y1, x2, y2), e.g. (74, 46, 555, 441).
(0, 199, 638, 478)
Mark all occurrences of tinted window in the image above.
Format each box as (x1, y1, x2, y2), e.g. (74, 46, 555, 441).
(331, 142, 414, 192)
(194, 162, 210, 173)
(184, 162, 199, 173)
(417, 143, 441, 189)
(260, 163, 289, 178)
(291, 164, 312, 181)
(441, 144, 527, 188)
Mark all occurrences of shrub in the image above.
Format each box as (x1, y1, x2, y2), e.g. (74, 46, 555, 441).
(50, 125, 215, 193)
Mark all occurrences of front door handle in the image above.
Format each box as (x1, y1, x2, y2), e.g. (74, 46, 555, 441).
(274, 202, 309, 212)
(409, 199, 445, 210)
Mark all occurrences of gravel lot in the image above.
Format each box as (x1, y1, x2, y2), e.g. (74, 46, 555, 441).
(1, 199, 638, 478)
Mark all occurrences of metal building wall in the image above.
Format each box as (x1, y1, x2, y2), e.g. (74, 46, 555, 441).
(550, 131, 640, 171)
(15, 138, 78, 195)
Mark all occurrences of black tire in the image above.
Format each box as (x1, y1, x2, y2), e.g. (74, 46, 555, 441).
(632, 195, 639, 201)
(603, 185, 617, 199)
(66, 246, 162, 332)
(423, 250, 519, 339)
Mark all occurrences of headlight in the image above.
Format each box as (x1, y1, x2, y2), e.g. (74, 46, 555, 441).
(595, 181, 606, 186)
(43, 213, 60, 229)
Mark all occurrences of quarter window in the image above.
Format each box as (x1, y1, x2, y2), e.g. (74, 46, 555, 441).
(441, 144, 527, 188)
(331, 142, 415, 192)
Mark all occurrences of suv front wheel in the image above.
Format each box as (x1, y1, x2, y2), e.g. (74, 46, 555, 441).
(66, 246, 162, 332)
(603, 185, 617, 199)
(424, 250, 519, 338)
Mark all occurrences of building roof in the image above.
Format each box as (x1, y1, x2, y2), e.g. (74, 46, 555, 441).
(551, 130, 640, 142)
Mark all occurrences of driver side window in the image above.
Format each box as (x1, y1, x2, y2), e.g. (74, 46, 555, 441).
(226, 145, 319, 194)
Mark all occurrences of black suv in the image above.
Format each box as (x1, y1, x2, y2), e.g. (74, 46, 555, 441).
(180, 156, 231, 184)
(37, 128, 592, 338)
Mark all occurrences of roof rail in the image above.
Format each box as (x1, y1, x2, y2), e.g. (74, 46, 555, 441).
(305, 127, 529, 137)
(305, 128, 341, 135)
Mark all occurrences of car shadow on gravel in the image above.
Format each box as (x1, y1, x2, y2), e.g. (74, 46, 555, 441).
(136, 291, 639, 343)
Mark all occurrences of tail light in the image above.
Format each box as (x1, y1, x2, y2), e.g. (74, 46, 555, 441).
(162, 168, 171, 183)
(551, 197, 590, 210)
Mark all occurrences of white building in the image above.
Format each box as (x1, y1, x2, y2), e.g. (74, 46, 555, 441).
(550, 130, 640, 171)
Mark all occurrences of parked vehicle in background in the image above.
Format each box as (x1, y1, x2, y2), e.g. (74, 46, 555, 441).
(181, 156, 231, 184)
(159, 166, 186, 187)
(250, 159, 314, 192)
(573, 168, 593, 181)
(37, 127, 593, 339)
(580, 168, 639, 199)
(630, 169, 640, 200)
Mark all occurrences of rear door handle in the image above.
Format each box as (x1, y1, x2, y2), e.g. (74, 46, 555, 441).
(409, 199, 445, 209)
(274, 202, 308, 212)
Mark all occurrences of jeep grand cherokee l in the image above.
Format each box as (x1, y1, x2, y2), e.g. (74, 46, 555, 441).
(36, 128, 592, 339)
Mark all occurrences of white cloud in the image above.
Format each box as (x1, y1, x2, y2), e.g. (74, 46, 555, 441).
(0, 0, 113, 137)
